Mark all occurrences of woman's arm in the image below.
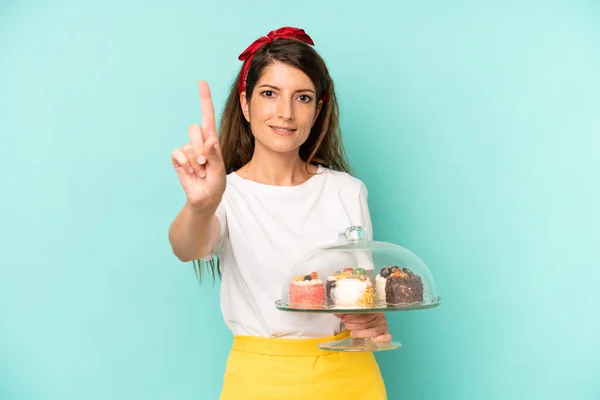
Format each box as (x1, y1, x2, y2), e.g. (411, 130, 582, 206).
(169, 203, 221, 262)
(169, 81, 226, 262)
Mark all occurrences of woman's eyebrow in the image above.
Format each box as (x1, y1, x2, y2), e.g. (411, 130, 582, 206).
(257, 84, 316, 94)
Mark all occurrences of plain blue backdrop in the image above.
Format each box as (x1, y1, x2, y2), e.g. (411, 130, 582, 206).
(1, 1, 599, 399)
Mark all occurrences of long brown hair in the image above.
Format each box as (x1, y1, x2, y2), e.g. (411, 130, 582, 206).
(194, 38, 351, 283)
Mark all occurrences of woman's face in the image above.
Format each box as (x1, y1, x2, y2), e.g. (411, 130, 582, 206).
(240, 61, 322, 157)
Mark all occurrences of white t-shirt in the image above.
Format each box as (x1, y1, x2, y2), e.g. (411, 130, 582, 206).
(205, 165, 373, 339)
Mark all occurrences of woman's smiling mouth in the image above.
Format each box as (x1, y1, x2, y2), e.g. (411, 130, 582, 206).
(270, 126, 296, 135)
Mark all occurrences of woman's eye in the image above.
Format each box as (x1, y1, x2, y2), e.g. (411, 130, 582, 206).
(261, 90, 275, 97)
(298, 94, 312, 103)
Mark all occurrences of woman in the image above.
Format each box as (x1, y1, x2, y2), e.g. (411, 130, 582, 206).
(169, 27, 389, 399)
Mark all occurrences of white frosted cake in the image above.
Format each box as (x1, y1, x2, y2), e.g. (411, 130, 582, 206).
(329, 268, 374, 308)
(375, 274, 387, 305)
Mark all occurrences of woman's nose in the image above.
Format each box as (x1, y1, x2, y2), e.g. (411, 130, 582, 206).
(277, 96, 294, 120)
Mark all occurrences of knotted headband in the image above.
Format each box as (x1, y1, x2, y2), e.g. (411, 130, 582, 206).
(237, 27, 319, 97)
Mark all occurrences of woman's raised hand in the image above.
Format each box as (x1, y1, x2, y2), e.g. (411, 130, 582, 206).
(171, 81, 226, 210)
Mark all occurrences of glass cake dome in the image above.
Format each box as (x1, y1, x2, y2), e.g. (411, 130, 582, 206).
(276, 226, 441, 352)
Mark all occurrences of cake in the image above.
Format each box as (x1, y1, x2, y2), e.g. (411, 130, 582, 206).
(376, 266, 424, 305)
(326, 268, 352, 299)
(375, 271, 388, 305)
(288, 272, 325, 307)
(329, 268, 374, 308)
(326, 274, 337, 298)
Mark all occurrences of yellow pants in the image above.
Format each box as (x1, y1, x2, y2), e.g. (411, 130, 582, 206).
(219, 330, 387, 399)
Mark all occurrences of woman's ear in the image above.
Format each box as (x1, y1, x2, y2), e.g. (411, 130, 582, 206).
(312, 100, 323, 126)
(240, 91, 251, 122)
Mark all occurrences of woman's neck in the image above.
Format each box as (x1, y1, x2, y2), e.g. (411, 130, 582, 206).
(237, 147, 317, 186)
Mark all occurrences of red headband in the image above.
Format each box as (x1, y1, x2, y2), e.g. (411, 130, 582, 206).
(237, 27, 317, 96)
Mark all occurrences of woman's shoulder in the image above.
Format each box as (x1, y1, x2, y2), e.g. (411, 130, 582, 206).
(320, 167, 368, 192)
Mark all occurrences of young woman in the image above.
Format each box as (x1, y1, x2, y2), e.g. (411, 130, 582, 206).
(169, 27, 390, 399)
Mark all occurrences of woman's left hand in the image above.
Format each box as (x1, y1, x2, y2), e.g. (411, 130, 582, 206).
(334, 313, 392, 342)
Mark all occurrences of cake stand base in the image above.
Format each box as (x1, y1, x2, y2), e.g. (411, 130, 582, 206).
(318, 337, 402, 352)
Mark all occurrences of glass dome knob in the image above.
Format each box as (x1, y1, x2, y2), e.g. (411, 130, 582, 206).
(345, 226, 368, 242)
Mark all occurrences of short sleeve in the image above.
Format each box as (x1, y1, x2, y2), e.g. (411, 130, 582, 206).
(199, 199, 228, 261)
(352, 180, 376, 271)
(358, 181, 374, 240)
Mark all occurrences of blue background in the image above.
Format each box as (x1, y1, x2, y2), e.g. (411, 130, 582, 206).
(1, 1, 599, 399)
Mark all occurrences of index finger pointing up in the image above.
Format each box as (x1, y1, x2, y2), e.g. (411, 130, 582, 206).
(198, 80, 217, 139)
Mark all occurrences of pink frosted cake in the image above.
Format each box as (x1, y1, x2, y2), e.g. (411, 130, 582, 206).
(289, 272, 325, 307)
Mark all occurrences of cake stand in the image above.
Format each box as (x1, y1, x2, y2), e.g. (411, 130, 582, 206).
(275, 226, 441, 352)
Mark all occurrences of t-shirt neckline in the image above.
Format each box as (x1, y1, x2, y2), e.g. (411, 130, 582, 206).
(230, 165, 327, 194)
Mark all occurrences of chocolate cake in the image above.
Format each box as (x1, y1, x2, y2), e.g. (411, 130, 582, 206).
(383, 267, 424, 304)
